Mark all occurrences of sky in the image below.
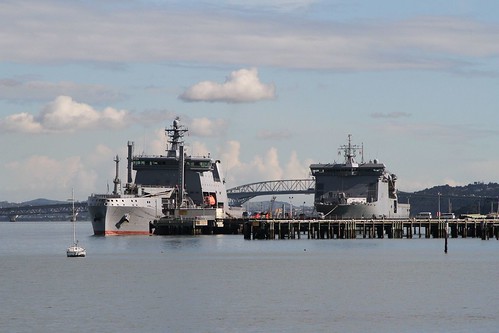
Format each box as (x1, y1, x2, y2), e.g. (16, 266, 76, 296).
(1, 0, 499, 203)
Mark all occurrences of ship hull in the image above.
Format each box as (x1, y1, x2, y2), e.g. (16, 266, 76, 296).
(88, 194, 244, 235)
(88, 195, 163, 235)
(316, 202, 410, 219)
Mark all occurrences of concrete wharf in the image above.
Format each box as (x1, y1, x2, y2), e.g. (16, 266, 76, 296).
(242, 218, 499, 240)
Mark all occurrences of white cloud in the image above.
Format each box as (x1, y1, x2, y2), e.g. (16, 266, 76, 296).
(284, 151, 313, 179)
(220, 140, 311, 188)
(188, 141, 211, 158)
(0, 96, 128, 133)
(87, 144, 115, 168)
(1, 2, 499, 72)
(252, 148, 284, 180)
(135, 129, 167, 156)
(371, 112, 411, 119)
(0, 113, 43, 133)
(135, 117, 228, 157)
(220, 140, 244, 176)
(4, 155, 98, 200)
(179, 68, 276, 103)
(223, 0, 317, 12)
(189, 117, 228, 136)
(0, 78, 124, 104)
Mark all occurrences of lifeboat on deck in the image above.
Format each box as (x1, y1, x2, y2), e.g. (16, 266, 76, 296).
(204, 195, 216, 207)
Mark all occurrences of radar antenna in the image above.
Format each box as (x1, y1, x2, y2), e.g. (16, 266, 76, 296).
(339, 134, 362, 166)
(165, 117, 188, 158)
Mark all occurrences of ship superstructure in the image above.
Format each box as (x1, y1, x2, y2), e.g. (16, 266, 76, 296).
(310, 135, 410, 219)
(88, 118, 238, 235)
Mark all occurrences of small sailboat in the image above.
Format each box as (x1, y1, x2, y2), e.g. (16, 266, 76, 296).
(67, 188, 86, 257)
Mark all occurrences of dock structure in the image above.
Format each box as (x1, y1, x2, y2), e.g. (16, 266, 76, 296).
(150, 216, 499, 240)
(242, 219, 499, 240)
(152, 217, 243, 235)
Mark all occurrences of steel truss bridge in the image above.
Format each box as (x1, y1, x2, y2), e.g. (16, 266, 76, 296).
(0, 179, 316, 220)
(227, 179, 315, 206)
(0, 202, 88, 221)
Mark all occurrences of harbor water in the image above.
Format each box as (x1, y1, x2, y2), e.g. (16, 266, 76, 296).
(1, 221, 498, 333)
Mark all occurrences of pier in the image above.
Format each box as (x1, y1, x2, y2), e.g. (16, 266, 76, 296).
(150, 217, 499, 240)
(151, 217, 243, 235)
(242, 218, 499, 240)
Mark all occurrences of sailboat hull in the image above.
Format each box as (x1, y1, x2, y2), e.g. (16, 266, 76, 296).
(67, 188, 86, 257)
(67, 245, 86, 257)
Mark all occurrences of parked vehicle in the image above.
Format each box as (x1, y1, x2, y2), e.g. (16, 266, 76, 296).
(416, 212, 432, 219)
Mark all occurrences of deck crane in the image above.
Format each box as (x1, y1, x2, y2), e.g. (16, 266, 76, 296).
(269, 196, 276, 218)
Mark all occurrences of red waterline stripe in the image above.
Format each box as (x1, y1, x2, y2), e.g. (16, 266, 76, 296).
(94, 230, 151, 236)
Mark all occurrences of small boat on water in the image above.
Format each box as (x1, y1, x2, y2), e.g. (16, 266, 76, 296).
(67, 189, 86, 257)
(67, 241, 86, 258)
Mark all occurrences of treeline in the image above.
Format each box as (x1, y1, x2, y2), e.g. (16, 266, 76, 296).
(399, 182, 499, 217)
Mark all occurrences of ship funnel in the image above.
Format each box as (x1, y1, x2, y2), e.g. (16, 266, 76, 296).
(127, 141, 134, 184)
(113, 155, 121, 195)
(178, 145, 185, 208)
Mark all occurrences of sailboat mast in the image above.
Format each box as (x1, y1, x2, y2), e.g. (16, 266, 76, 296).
(72, 188, 76, 244)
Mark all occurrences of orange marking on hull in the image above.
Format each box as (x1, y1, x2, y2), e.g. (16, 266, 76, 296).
(94, 231, 151, 236)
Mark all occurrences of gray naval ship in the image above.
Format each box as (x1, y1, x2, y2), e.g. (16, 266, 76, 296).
(88, 117, 241, 235)
(310, 135, 410, 219)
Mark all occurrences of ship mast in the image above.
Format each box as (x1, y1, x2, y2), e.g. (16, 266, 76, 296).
(165, 117, 188, 158)
(164, 117, 189, 207)
(113, 155, 121, 195)
(339, 134, 362, 167)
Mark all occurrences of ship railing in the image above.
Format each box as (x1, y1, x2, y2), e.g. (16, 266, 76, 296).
(89, 193, 139, 199)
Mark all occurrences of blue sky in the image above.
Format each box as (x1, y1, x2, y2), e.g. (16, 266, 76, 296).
(1, 0, 499, 203)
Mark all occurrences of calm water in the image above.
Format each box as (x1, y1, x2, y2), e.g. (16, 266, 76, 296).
(1, 221, 498, 333)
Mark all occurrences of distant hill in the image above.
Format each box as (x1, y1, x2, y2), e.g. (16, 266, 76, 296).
(22, 198, 66, 206)
(399, 182, 499, 217)
(0, 198, 67, 208)
(0, 198, 65, 207)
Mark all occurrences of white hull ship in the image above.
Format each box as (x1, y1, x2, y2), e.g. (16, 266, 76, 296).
(88, 118, 241, 235)
(310, 135, 410, 219)
(87, 188, 169, 235)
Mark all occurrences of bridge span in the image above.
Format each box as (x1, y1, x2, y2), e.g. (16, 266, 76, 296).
(0, 202, 88, 221)
(227, 179, 315, 206)
(0, 179, 316, 220)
